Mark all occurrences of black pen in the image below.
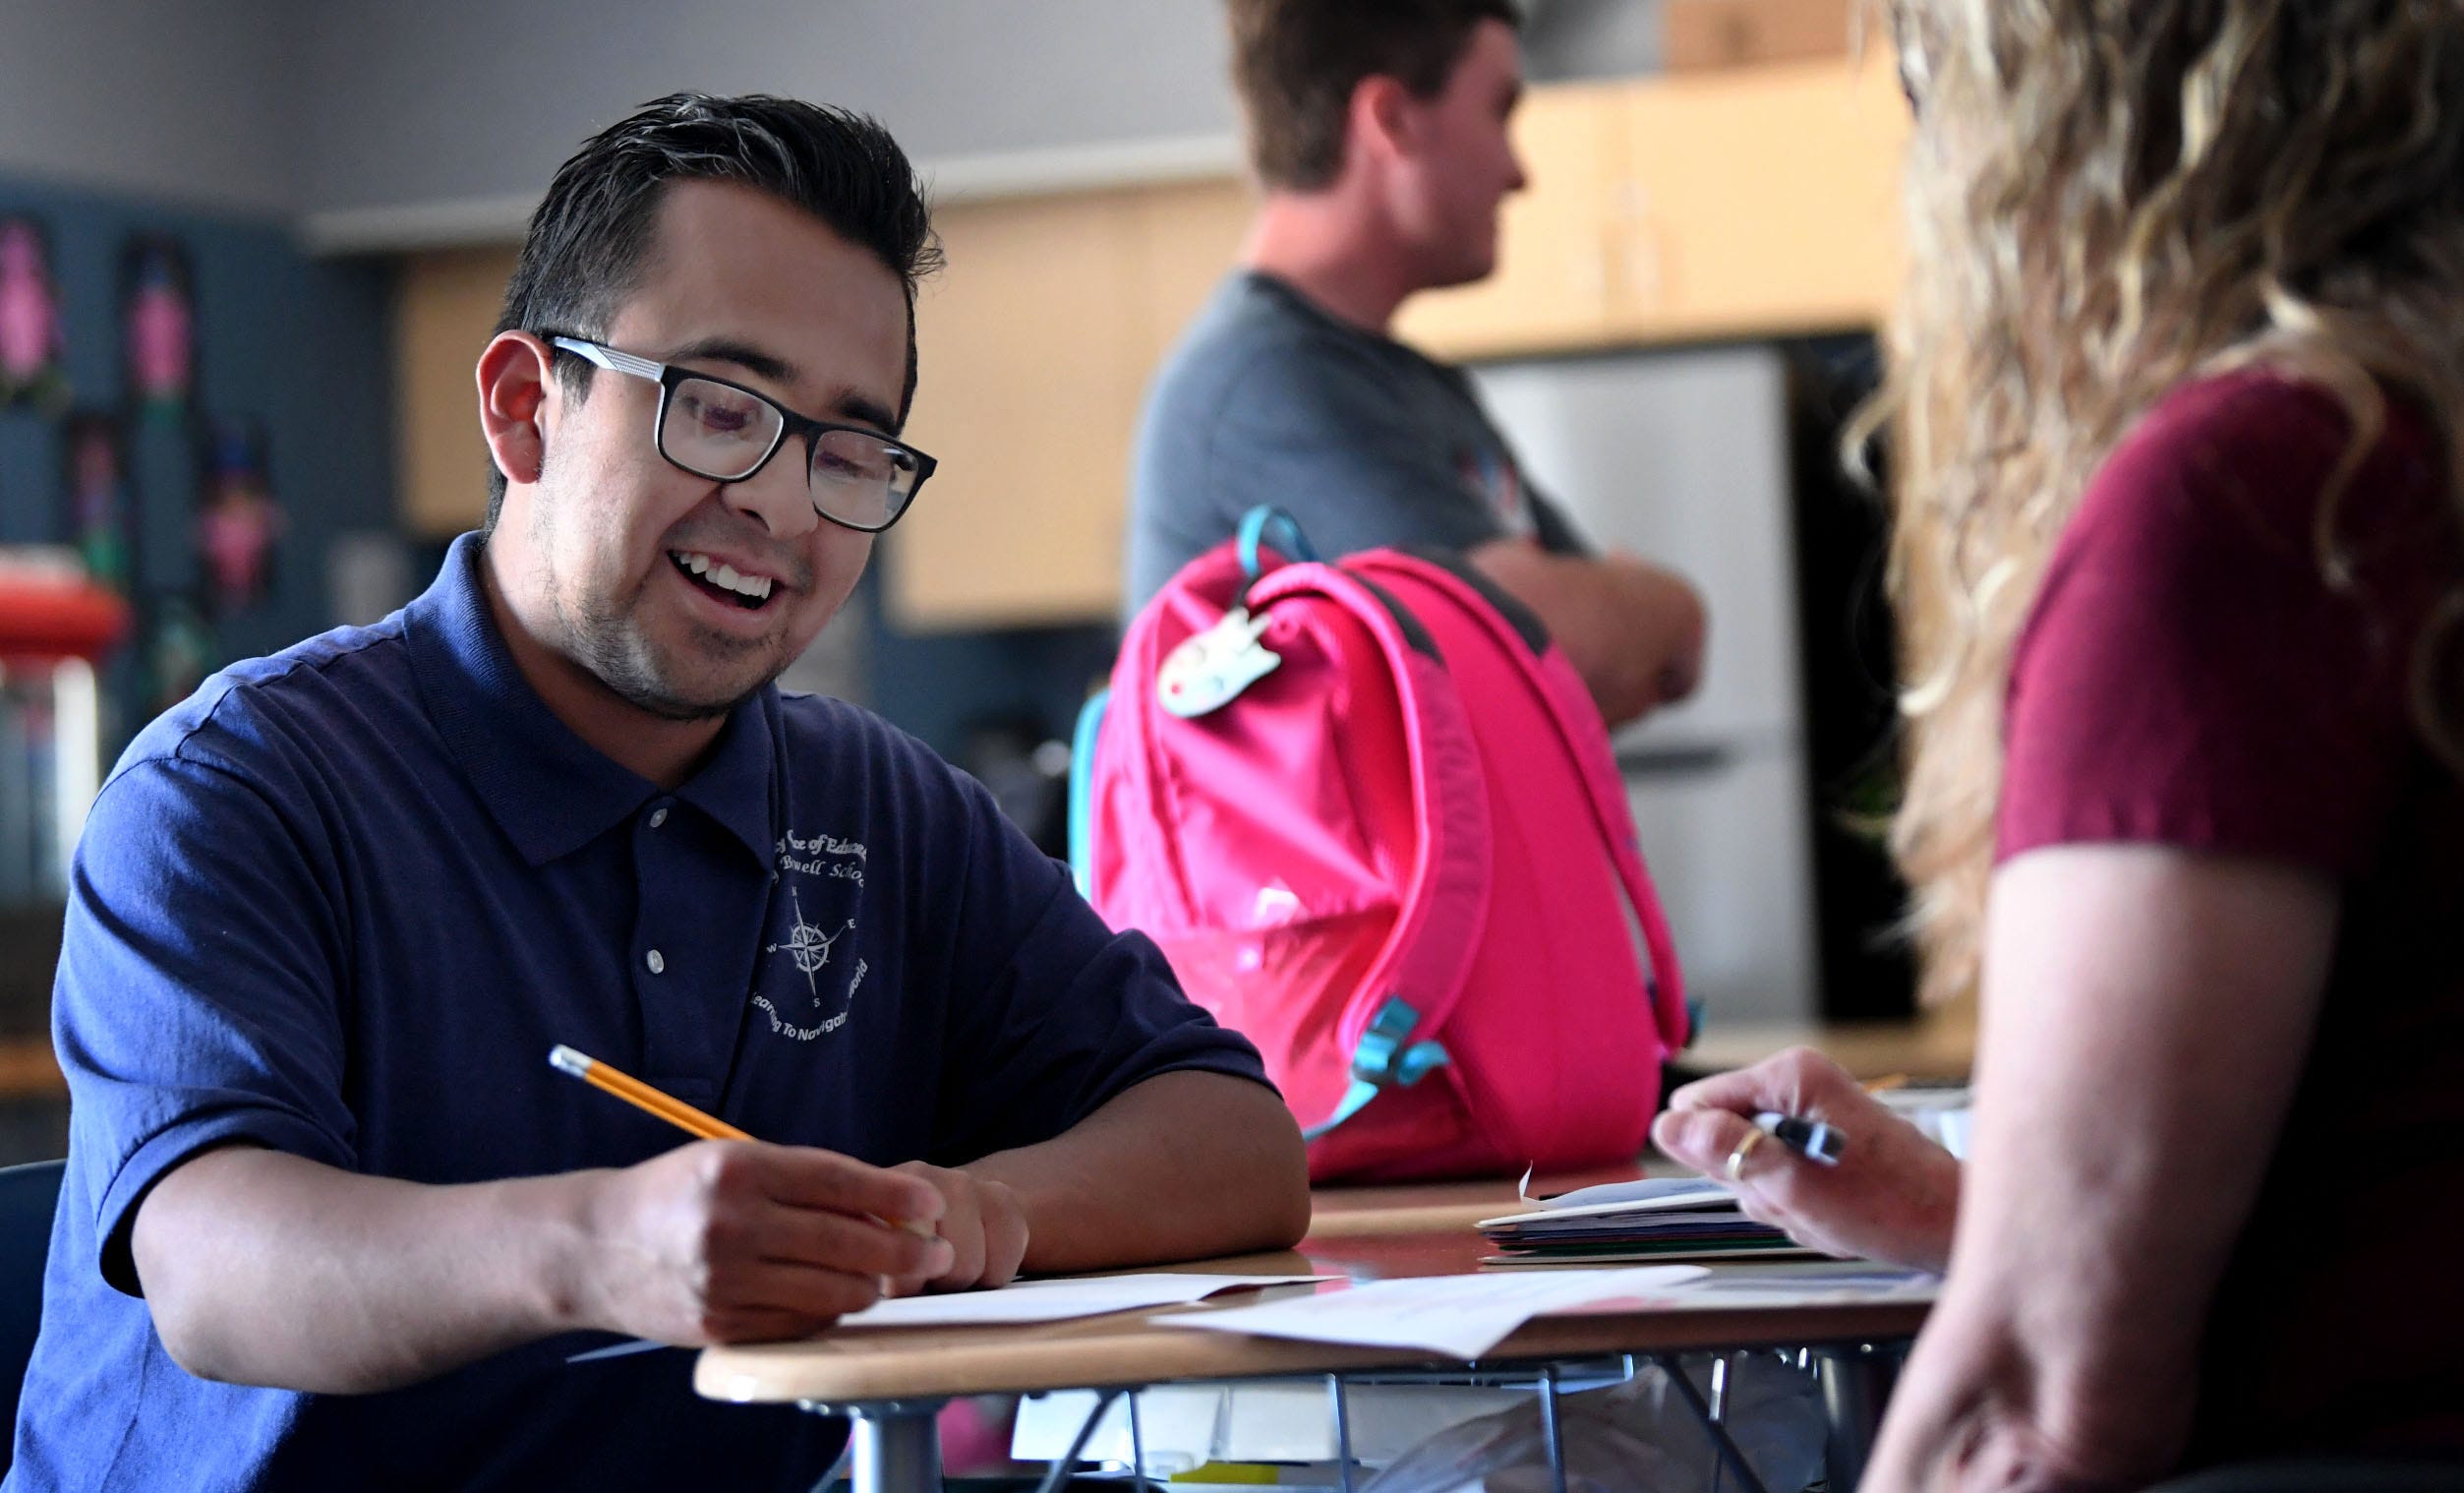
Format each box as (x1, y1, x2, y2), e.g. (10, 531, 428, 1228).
(1752, 1109, 1848, 1165)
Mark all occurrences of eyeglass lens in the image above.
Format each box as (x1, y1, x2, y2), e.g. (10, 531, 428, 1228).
(663, 375, 914, 529)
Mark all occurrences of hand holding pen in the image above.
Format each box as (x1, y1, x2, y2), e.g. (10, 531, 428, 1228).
(1737, 1109, 1848, 1173)
(1649, 1046, 1963, 1274)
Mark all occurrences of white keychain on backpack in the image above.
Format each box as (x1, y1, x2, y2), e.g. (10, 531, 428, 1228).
(1158, 606, 1281, 719)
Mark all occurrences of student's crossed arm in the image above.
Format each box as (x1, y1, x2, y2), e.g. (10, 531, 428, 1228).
(1469, 539, 1706, 728)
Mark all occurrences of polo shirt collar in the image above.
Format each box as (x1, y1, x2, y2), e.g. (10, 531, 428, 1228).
(404, 533, 779, 868)
(676, 699, 778, 867)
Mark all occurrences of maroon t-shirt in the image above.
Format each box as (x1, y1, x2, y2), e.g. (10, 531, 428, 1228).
(1998, 370, 2464, 1462)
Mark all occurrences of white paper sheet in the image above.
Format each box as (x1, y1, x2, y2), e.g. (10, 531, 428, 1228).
(1160, 1266, 1709, 1358)
(827, 1272, 1335, 1330)
(565, 1273, 1335, 1364)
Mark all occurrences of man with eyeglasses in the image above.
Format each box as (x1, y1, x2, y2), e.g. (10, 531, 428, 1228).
(13, 94, 1308, 1492)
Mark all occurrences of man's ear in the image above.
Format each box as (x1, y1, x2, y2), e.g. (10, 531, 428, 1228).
(1347, 74, 1420, 170)
(477, 330, 555, 488)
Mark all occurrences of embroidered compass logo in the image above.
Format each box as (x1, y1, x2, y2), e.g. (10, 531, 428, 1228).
(766, 883, 853, 999)
(756, 880, 866, 1043)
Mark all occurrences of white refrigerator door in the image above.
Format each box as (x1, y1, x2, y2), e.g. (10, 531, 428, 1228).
(1470, 344, 1805, 747)
(1470, 345, 1820, 1024)
(1624, 751, 1820, 1025)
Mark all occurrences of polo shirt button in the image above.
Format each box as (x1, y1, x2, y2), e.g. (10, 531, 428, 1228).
(645, 949, 666, 975)
(649, 806, 669, 828)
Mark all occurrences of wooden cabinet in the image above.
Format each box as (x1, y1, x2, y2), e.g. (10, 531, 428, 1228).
(1397, 55, 1908, 358)
(1610, 55, 1907, 340)
(886, 191, 1151, 630)
(884, 178, 1252, 630)
(393, 247, 515, 539)
(1663, 0, 1856, 72)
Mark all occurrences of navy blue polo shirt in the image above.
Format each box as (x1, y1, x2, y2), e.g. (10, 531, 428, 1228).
(9, 533, 1270, 1492)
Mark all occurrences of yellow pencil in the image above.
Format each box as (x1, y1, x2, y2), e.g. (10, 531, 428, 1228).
(547, 1045, 935, 1239)
(549, 1045, 752, 1140)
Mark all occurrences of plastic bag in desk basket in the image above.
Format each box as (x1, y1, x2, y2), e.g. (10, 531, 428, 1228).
(1362, 1353, 1826, 1493)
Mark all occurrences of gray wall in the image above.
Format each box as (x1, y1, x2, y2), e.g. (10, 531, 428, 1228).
(299, 0, 1247, 220)
(0, 0, 303, 214)
(0, 0, 1665, 231)
(1527, 0, 1665, 80)
(295, 0, 1663, 225)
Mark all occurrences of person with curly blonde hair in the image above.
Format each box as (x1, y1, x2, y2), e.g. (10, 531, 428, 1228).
(1654, 1, 2464, 1484)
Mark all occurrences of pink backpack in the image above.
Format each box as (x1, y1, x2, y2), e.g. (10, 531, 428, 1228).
(1073, 509, 1689, 1182)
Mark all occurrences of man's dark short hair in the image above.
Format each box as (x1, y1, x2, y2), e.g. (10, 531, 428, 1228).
(1227, 0, 1519, 192)
(485, 92, 940, 528)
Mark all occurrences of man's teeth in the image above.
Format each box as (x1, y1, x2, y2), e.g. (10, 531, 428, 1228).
(673, 551, 773, 601)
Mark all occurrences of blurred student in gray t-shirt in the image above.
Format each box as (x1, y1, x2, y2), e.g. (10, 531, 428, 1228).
(1127, 0, 1705, 728)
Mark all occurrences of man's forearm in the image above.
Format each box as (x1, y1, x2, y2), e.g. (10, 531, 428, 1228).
(966, 1070, 1312, 1273)
(133, 1147, 599, 1395)
(1468, 541, 1705, 727)
(132, 1138, 947, 1395)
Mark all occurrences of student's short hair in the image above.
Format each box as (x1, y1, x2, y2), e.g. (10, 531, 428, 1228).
(486, 92, 940, 528)
(1227, 0, 1519, 191)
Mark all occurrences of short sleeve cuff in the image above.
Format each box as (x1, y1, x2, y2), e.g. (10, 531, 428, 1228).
(1099, 1047, 1278, 1105)
(1996, 786, 2376, 874)
(97, 1107, 354, 1296)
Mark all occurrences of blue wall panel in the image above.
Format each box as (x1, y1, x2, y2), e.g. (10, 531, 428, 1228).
(0, 174, 395, 746)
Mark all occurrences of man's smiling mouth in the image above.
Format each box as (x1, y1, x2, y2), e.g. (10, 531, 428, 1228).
(670, 549, 776, 610)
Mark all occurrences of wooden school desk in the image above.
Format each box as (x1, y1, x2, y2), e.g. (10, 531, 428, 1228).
(697, 1172, 1932, 1493)
(1681, 1005, 1979, 1087)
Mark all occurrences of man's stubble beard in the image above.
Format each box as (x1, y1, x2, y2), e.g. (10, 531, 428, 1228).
(558, 579, 786, 724)
(526, 464, 792, 724)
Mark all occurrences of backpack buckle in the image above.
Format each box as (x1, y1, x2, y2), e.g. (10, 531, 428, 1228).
(1303, 995, 1451, 1143)
(1349, 996, 1451, 1088)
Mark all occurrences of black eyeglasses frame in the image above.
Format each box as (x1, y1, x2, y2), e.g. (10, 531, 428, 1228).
(545, 333, 936, 534)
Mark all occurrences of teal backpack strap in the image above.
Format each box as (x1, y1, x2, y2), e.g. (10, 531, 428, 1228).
(1301, 995, 1452, 1141)
(1066, 687, 1110, 899)
(1236, 506, 1319, 584)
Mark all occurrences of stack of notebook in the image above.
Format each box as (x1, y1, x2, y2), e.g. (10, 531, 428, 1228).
(1478, 1176, 1820, 1266)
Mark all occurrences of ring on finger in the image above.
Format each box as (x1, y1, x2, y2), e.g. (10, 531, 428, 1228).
(1724, 1126, 1767, 1184)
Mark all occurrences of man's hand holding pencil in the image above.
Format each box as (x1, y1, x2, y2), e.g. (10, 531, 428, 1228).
(550, 1045, 1029, 1344)
(570, 1138, 955, 1345)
